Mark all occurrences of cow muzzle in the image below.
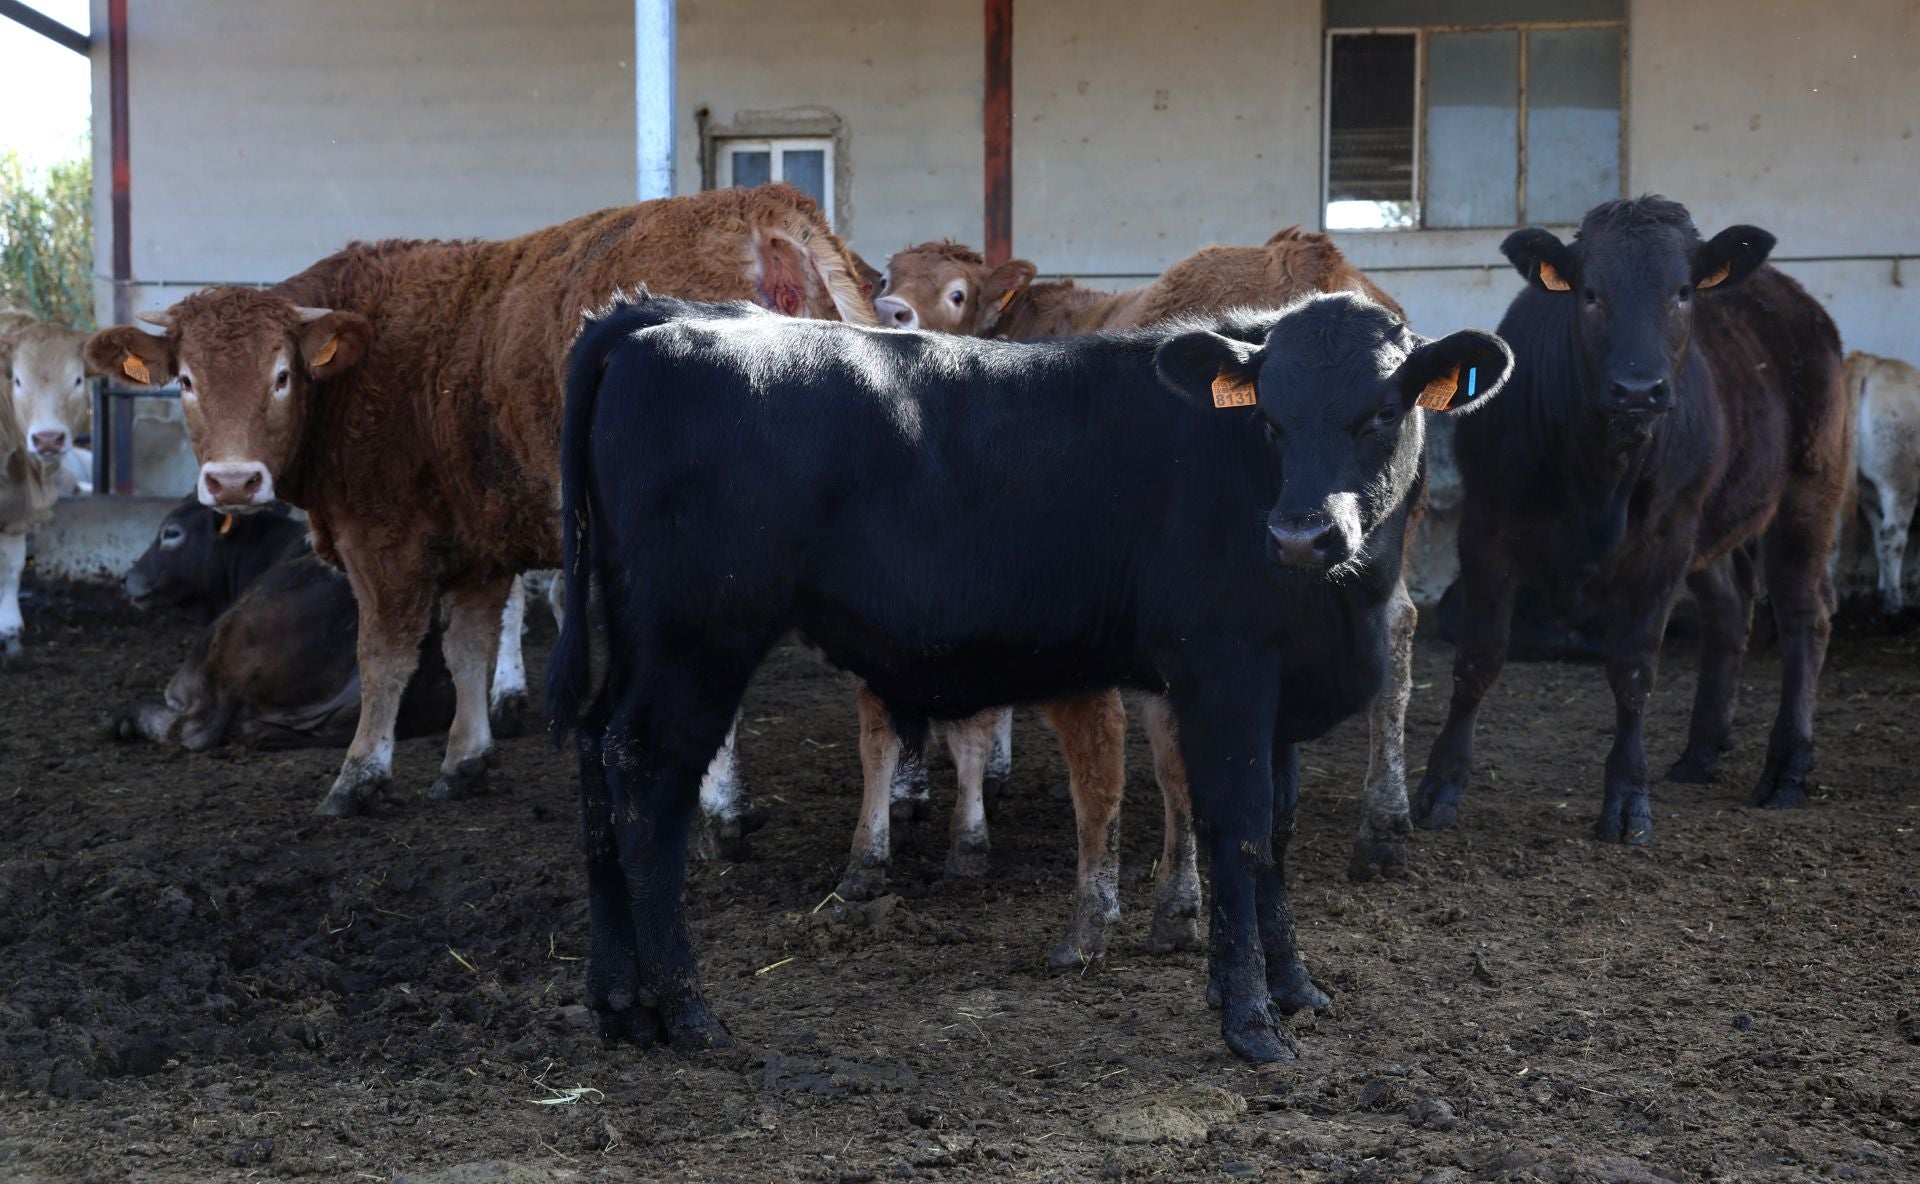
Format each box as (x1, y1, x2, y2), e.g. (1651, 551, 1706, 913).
(29, 428, 69, 457)
(873, 296, 920, 331)
(1268, 513, 1353, 570)
(200, 461, 274, 510)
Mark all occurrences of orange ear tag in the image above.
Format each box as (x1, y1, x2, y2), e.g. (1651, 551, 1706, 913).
(997, 288, 1019, 312)
(1211, 368, 1258, 409)
(1696, 260, 1732, 290)
(122, 353, 151, 384)
(218, 514, 237, 536)
(310, 337, 339, 367)
(1418, 366, 1461, 411)
(1536, 261, 1572, 292)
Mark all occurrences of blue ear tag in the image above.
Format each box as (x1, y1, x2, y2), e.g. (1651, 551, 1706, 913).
(1467, 367, 1477, 399)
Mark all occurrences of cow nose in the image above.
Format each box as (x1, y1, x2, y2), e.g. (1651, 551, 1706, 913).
(1609, 377, 1667, 414)
(1268, 515, 1339, 568)
(200, 462, 273, 509)
(873, 296, 919, 331)
(30, 429, 67, 455)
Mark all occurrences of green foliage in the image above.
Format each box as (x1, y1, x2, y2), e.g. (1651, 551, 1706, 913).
(0, 152, 94, 331)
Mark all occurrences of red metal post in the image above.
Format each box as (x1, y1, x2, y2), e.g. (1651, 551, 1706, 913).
(983, 0, 1012, 267)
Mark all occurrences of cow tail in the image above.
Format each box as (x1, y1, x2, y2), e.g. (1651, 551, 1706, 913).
(547, 305, 636, 746)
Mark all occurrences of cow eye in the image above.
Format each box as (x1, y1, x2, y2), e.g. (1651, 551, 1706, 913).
(948, 288, 967, 306)
(877, 276, 888, 294)
(274, 368, 291, 391)
(161, 526, 183, 546)
(72, 375, 83, 388)
(1677, 286, 1692, 304)
(1373, 402, 1401, 427)
(177, 374, 193, 393)
(1582, 288, 1599, 306)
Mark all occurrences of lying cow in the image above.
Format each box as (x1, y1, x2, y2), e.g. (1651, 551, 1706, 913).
(87, 183, 874, 821)
(0, 380, 55, 661)
(1, 311, 93, 496)
(1845, 351, 1920, 616)
(1415, 196, 1850, 844)
(112, 496, 455, 751)
(867, 230, 1420, 909)
(548, 291, 1511, 1062)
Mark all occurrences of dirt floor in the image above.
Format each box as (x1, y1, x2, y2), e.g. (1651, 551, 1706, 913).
(0, 580, 1916, 1184)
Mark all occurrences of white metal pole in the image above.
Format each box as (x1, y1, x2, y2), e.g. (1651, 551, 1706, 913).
(635, 0, 676, 201)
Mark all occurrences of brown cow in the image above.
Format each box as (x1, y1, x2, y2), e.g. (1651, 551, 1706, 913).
(0, 311, 92, 496)
(868, 231, 1422, 947)
(0, 371, 56, 660)
(87, 184, 875, 818)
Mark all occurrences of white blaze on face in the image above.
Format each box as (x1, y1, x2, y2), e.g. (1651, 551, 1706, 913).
(7, 329, 90, 461)
(187, 351, 286, 511)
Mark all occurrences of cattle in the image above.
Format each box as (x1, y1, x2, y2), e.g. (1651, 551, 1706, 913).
(1, 311, 93, 496)
(85, 183, 875, 821)
(548, 291, 1512, 1062)
(111, 496, 456, 750)
(1844, 351, 1920, 616)
(868, 230, 1423, 892)
(0, 378, 55, 661)
(1413, 196, 1850, 845)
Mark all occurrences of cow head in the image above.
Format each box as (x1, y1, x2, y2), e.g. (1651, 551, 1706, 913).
(86, 289, 371, 512)
(874, 241, 1036, 335)
(124, 494, 295, 613)
(1157, 294, 1512, 576)
(1, 317, 90, 468)
(1502, 196, 1774, 440)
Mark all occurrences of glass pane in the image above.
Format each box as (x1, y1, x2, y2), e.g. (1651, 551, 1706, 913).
(1328, 0, 1620, 26)
(729, 149, 770, 189)
(781, 148, 827, 206)
(1425, 30, 1518, 228)
(1526, 29, 1621, 224)
(1326, 34, 1416, 230)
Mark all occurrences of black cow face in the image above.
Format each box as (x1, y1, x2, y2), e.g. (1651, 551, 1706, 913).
(1502, 199, 1774, 437)
(124, 495, 292, 612)
(1157, 294, 1512, 576)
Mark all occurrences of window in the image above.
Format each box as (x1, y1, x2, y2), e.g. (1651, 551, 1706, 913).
(1324, 0, 1625, 230)
(714, 137, 835, 225)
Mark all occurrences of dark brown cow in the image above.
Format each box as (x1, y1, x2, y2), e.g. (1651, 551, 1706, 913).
(112, 497, 455, 751)
(853, 230, 1422, 970)
(1414, 196, 1850, 843)
(87, 184, 875, 816)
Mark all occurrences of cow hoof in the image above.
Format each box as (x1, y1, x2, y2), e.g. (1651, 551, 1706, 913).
(103, 707, 139, 742)
(1410, 776, 1463, 831)
(592, 999, 664, 1050)
(1753, 747, 1814, 810)
(1268, 963, 1332, 1016)
(488, 691, 530, 739)
(1047, 935, 1105, 971)
(693, 804, 768, 862)
(1145, 899, 1203, 955)
(1752, 780, 1811, 810)
(835, 859, 890, 902)
(314, 780, 383, 817)
(662, 998, 733, 1052)
(1347, 827, 1410, 882)
(1221, 999, 1297, 1063)
(429, 748, 499, 801)
(944, 831, 991, 880)
(1594, 798, 1654, 845)
(1665, 746, 1720, 784)
(0, 634, 20, 665)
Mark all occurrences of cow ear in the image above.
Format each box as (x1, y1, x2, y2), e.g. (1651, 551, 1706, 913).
(977, 258, 1037, 334)
(1396, 330, 1513, 415)
(1694, 224, 1775, 290)
(1155, 329, 1264, 411)
(298, 312, 371, 379)
(85, 325, 174, 387)
(1501, 228, 1577, 294)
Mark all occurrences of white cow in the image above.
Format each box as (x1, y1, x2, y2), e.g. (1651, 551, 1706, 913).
(0, 377, 56, 659)
(1, 311, 93, 497)
(1848, 351, 1920, 616)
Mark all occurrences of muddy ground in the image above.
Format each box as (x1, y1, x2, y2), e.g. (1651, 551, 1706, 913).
(0, 580, 1915, 1184)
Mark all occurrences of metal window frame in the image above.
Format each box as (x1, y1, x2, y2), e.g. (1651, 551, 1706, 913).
(712, 136, 837, 226)
(1324, 17, 1629, 231)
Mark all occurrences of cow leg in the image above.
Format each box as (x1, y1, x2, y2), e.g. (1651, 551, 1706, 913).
(0, 529, 25, 662)
(944, 712, 994, 879)
(1667, 549, 1756, 783)
(889, 737, 933, 829)
(1260, 741, 1331, 1016)
(983, 706, 1014, 818)
(1412, 514, 1518, 831)
(315, 551, 435, 817)
(1043, 690, 1127, 968)
(693, 720, 763, 862)
(595, 650, 754, 1051)
(429, 578, 513, 801)
(573, 691, 647, 1045)
(1350, 577, 1416, 880)
(1171, 673, 1289, 1062)
(1864, 473, 1915, 618)
(488, 575, 531, 738)
(839, 682, 899, 900)
(1141, 695, 1202, 955)
(1595, 588, 1677, 844)
(1753, 487, 1841, 810)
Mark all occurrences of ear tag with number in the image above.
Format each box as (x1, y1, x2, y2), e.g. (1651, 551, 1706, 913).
(311, 336, 338, 368)
(1537, 260, 1572, 292)
(1211, 367, 1258, 409)
(1417, 365, 1461, 411)
(122, 353, 151, 385)
(218, 514, 236, 537)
